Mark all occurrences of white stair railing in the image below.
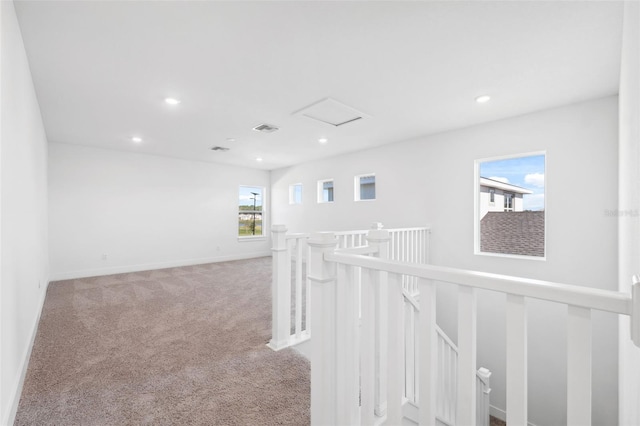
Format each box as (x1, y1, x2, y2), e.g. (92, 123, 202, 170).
(268, 223, 430, 350)
(403, 285, 491, 426)
(309, 227, 640, 426)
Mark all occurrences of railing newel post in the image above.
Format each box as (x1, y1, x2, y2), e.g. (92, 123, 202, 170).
(268, 224, 291, 351)
(308, 232, 339, 426)
(366, 225, 391, 417)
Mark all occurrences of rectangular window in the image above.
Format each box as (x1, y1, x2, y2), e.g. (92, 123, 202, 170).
(289, 183, 303, 205)
(504, 193, 514, 211)
(318, 179, 334, 203)
(355, 174, 376, 201)
(475, 152, 545, 258)
(238, 186, 263, 237)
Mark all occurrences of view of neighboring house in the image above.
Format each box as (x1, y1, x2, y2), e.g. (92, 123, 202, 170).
(478, 177, 533, 218)
(479, 177, 544, 257)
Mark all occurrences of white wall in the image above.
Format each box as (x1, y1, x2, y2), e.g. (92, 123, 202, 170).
(48, 143, 271, 280)
(618, 2, 640, 425)
(271, 97, 619, 425)
(0, 1, 50, 423)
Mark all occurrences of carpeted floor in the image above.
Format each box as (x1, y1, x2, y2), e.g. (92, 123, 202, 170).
(15, 257, 310, 425)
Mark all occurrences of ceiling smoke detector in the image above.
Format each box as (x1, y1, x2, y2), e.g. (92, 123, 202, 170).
(252, 123, 279, 133)
(210, 146, 230, 152)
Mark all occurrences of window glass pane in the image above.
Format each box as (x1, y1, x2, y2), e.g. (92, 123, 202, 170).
(289, 183, 302, 204)
(477, 154, 545, 257)
(359, 175, 376, 200)
(319, 180, 334, 203)
(239, 186, 263, 236)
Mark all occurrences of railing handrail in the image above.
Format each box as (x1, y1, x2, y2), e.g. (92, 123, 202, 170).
(285, 233, 310, 240)
(325, 251, 631, 315)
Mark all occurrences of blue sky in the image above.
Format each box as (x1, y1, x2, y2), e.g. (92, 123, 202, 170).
(239, 186, 263, 208)
(480, 154, 545, 210)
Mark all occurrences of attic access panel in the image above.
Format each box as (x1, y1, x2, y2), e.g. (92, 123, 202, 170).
(293, 98, 370, 127)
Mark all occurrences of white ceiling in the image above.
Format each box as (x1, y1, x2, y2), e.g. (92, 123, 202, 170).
(14, 1, 623, 171)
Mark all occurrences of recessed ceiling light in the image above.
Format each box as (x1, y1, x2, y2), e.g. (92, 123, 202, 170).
(318, 138, 328, 144)
(475, 95, 491, 104)
(226, 138, 236, 142)
(164, 97, 181, 105)
(131, 136, 142, 143)
(256, 157, 263, 162)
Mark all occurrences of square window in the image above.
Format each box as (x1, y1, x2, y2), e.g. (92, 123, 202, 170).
(355, 174, 376, 201)
(318, 179, 334, 203)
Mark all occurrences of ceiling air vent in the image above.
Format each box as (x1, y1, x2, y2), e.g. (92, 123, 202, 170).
(210, 146, 230, 152)
(293, 98, 370, 127)
(253, 123, 279, 133)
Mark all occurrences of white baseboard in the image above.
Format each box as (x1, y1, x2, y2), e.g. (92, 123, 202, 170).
(2, 280, 50, 426)
(49, 251, 272, 281)
(490, 405, 538, 426)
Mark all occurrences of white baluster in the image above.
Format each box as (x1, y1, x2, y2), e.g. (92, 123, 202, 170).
(404, 299, 415, 402)
(387, 272, 404, 425)
(305, 240, 311, 334)
(567, 305, 592, 426)
(308, 232, 338, 426)
(506, 294, 527, 425)
(418, 277, 438, 425)
(295, 238, 303, 339)
(269, 225, 291, 351)
(360, 267, 377, 425)
(457, 285, 477, 425)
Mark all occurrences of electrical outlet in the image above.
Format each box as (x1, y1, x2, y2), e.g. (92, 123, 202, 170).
(216, 246, 221, 251)
(102, 254, 108, 260)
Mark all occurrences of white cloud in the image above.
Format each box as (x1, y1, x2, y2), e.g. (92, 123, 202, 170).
(524, 172, 545, 188)
(488, 176, 509, 184)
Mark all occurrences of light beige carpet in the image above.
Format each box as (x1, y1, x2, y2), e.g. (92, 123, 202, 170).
(15, 257, 310, 425)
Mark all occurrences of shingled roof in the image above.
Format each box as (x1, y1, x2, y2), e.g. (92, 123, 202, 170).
(480, 211, 545, 257)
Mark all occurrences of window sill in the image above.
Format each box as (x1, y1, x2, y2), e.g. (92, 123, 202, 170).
(474, 250, 546, 261)
(238, 236, 267, 242)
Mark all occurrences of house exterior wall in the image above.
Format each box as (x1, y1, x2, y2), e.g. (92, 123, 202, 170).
(271, 96, 618, 426)
(48, 143, 271, 280)
(0, 1, 50, 423)
(479, 186, 525, 219)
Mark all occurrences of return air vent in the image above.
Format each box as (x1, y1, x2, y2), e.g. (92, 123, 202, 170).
(293, 98, 370, 127)
(253, 123, 279, 133)
(210, 146, 230, 152)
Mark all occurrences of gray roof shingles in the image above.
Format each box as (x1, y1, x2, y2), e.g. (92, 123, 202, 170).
(480, 211, 545, 257)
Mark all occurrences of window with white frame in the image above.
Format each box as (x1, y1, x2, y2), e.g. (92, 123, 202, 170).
(317, 179, 334, 203)
(238, 186, 264, 237)
(475, 152, 545, 258)
(289, 183, 303, 204)
(355, 174, 376, 201)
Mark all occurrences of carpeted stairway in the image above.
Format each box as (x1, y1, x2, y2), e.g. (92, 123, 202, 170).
(15, 257, 309, 425)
